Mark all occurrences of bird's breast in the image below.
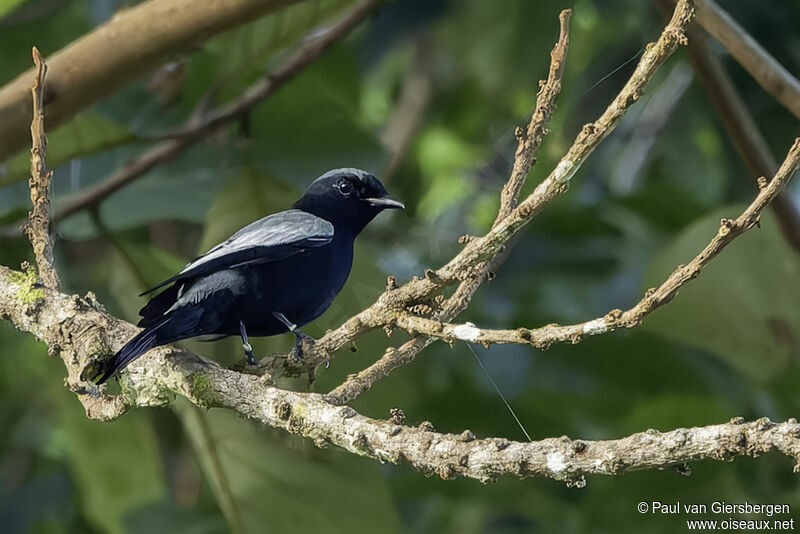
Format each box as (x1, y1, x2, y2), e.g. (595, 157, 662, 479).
(240, 236, 355, 330)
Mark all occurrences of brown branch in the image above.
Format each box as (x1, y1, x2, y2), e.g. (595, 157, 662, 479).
(26, 48, 59, 290)
(0, 0, 305, 162)
(687, 0, 800, 121)
(495, 8, 571, 224)
(391, 138, 800, 347)
(54, 139, 186, 223)
(323, 9, 572, 403)
(316, 0, 694, 400)
(1, 266, 798, 482)
(380, 33, 437, 181)
(53, 0, 384, 222)
(683, 21, 800, 252)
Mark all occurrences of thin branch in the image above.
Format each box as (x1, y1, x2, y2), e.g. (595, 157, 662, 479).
(1, 266, 798, 482)
(162, 0, 383, 140)
(494, 8, 571, 224)
(53, 0, 384, 222)
(688, 0, 800, 121)
(26, 47, 59, 290)
(392, 138, 800, 347)
(54, 139, 186, 222)
(380, 33, 437, 181)
(0, 0, 305, 162)
(311, 0, 695, 394)
(324, 9, 572, 404)
(683, 21, 800, 252)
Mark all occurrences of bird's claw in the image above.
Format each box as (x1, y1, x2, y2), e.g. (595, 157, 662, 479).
(242, 341, 258, 365)
(291, 331, 316, 362)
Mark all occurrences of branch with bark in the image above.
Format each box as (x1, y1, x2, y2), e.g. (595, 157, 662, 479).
(3, 0, 800, 483)
(0, 0, 306, 162)
(681, 15, 800, 252)
(687, 0, 800, 121)
(52, 0, 383, 222)
(393, 142, 800, 349)
(26, 47, 59, 290)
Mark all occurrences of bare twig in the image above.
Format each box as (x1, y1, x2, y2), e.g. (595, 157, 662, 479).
(53, 0, 384, 222)
(687, 0, 800, 121)
(323, 9, 573, 403)
(317, 0, 694, 399)
(683, 22, 800, 252)
(26, 47, 59, 290)
(495, 9, 571, 223)
(0, 0, 305, 162)
(392, 138, 800, 347)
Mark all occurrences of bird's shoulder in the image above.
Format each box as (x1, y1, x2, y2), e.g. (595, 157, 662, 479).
(226, 209, 334, 247)
(139, 210, 334, 297)
(181, 210, 333, 274)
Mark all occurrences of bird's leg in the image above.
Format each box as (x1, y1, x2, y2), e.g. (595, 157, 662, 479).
(239, 320, 257, 365)
(272, 311, 316, 362)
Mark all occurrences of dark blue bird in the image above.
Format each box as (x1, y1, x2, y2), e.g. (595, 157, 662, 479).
(95, 168, 403, 384)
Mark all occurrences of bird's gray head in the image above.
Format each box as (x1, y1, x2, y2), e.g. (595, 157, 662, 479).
(293, 168, 404, 232)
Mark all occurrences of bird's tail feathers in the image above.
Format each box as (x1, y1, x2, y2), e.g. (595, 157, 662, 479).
(94, 313, 184, 385)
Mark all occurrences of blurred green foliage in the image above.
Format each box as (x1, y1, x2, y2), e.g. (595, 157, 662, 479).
(1, 0, 800, 533)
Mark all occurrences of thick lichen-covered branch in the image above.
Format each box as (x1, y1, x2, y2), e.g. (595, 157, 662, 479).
(1, 265, 798, 482)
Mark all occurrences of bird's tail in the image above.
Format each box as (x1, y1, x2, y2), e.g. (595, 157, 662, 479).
(95, 310, 199, 385)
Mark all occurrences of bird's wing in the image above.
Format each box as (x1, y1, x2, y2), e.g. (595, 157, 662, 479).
(140, 209, 333, 296)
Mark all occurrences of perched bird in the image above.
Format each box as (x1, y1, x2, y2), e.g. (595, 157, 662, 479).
(95, 168, 403, 384)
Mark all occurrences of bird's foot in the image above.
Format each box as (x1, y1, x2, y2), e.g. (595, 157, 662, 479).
(243, 342, 257, 365)
(291, 331, 316, 362)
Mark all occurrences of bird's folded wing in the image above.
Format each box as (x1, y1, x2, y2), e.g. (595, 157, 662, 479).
(140, 209, 333, 295)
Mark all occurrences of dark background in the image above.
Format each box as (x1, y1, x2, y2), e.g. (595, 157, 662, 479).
(1, 0, 799, 532)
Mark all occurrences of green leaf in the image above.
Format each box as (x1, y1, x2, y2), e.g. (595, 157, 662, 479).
(0, 0, 27, 18)
(123, 501, 227, 534)
(641, 207, 800, 381)
(198, 168, 296, 252)
(246, 45, 386, 181)
(57, 408, 167, 534)
(189, 0, 355, 106)
(0, 112, 135, 186)
(176, 402, 403, 534)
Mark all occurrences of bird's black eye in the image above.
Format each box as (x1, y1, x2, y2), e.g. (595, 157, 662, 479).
(335, 180, 354, 197)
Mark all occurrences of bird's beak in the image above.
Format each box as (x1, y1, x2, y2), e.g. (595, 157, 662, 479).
(366, 197, 405, 210)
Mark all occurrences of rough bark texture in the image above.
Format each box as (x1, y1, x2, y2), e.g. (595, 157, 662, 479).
(320, 0, 696, 400)
(25, 48, 59, 290)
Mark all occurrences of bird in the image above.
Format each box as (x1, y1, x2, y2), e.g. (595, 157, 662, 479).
(95, 168, 403, 384)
